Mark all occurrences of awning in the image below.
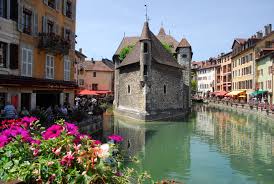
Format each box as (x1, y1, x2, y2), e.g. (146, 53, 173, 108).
(216, 91, 227, 96)
(96, 90, 112, 95)
(78, 90, 99, 95)
(226, 90, 245, 96)
(250, 90, 268, 96)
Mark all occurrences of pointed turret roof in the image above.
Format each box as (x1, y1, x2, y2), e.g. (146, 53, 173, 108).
(117, 22, 183, 69)
(140, 21, 151, 41)
(177, 38, 191, 48)
(158, 27, 166, 36)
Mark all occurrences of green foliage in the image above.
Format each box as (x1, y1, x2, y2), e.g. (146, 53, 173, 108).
(191, 80, 197, 92)
(119, 45, 135, 61)
(161, 42, 173, 54)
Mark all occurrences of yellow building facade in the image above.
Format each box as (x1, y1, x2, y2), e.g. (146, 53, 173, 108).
(0, 0, 77, 111)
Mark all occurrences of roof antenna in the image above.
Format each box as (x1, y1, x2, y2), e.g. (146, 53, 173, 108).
(145, 4, 148, 22)
(123, 32, 126, 38)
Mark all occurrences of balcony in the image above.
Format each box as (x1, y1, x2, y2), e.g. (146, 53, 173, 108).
(38, 33, 70, 55)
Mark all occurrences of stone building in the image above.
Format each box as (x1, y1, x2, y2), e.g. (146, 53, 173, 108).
(113, 22, 192, 121)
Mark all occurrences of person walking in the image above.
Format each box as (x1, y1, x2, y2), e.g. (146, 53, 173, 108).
(3, 101, 18, 119)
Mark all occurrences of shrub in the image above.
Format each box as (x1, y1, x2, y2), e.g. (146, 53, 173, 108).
(0, 117, 147, 183)
(119, 45, 135, 61)
(161, 42, 172, 54)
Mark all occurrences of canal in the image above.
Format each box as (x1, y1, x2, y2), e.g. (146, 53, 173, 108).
(101, 105, 274, 183)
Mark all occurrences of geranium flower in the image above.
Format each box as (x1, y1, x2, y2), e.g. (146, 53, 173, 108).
(65, 122, 79, 136)
(108, 135, 123, 143)
(0, 135, 9, 148)
(93, 140, 101, 145)
(42, 125, 63, 140)
(60, 151, 75, 167)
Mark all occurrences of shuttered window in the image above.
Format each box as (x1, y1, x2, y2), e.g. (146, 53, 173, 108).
(46, 55, 54, 79)
(64, 57, 70, 81)
(21, 48, 33, 77)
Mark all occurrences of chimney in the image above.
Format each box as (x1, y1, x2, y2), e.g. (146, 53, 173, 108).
(264, 24, 272, 36)
(91, 58, 95, 64)
(256, 31, 263, 38)
(79, 48, 82, 53)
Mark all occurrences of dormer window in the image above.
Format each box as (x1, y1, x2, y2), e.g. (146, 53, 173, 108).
(144, 43, 148, 53)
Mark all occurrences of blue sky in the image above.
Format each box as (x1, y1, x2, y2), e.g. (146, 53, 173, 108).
(76, 0, 274, 61)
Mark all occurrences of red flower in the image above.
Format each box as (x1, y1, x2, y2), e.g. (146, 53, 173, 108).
(60, 151, 74, 167)
(108, 135, 123, 143)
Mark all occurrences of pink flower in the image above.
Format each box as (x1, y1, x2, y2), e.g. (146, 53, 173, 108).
(0, 135, 9, 148)
(73, 144, 81, 152)
(52, 147, 62, 156)
(108, 135, 123, 143)
(93, 140, 101, 145)
(33, 149, 40, 156)
(42, 125, 63, 140)
(65, 122, 79, 136)
(60, 151, 75, 167)
(73, 134, 91, 144)
(21, 116, 38, 126)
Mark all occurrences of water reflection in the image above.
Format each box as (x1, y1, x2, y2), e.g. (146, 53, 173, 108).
(102, 106, 274, 183)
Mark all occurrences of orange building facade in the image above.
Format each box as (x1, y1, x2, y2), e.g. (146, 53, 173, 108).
(0, 0, 77, 111)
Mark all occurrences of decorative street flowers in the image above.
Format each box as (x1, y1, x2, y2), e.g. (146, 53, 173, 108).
(0, 117, 129, 183)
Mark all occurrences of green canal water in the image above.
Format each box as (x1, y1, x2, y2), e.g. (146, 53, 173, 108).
(102, 106, 274, 184)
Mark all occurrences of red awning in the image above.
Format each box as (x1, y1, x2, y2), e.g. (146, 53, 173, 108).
(78, 90, 99, 95)
(216, 91, 227, 96)
(96, 90, 112, 94)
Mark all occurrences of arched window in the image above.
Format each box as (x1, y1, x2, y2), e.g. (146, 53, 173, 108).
(164, 85, 167, 94)
(144, 43, 148, 53)
(128, 85, 131, 94)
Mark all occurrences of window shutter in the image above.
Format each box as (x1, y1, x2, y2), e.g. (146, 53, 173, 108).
(9, 44, 19, 69)
(42, 16, 47, 33)
(63, 0, 67, 15)
(32, 10, 38, 36)
(72, 0, 76, 20)
(56, 0, 61, 11)
(43, 0, 48, 5)
(17, 2, 23, 32)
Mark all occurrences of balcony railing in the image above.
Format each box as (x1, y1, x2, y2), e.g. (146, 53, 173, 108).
(38, 33, 70, 55)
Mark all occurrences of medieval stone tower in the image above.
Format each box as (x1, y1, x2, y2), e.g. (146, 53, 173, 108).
(176, 39, 193, 108)
(113, 22, 192, 121)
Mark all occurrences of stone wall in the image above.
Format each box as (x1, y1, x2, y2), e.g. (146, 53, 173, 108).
(149, 63, 184, 111)
(117, 64, 145, 112)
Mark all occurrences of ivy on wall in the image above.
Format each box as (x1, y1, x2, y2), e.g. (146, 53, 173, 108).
(119, 45, 135, 61)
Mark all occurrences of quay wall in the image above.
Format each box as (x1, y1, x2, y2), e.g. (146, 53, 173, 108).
(206, 101, 274, 120)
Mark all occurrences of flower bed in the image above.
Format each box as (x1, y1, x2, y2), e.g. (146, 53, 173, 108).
(0, 117, 141, 183)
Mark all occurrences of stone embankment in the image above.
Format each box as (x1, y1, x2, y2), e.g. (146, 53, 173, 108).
(206, 100, 274, 120)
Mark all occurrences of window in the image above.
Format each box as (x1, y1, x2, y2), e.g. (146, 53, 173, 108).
(92, 84, 98, 90)
(22, 8, 32, 34)
(143, 65, 148, 76)
(182, 54, 187, 58)
(65, 0, 72, 18)
(64, 58, 70, 81)
(144, 43, 148, 53)
(79, 79, 84, 86)
(47, 20, 54, 34)
(127, 85, 131, 94)
(93, 72, 96, 77)
(0, 42, 7, 68)
(46, 55, 54, 79)
(164, 85, 167, 94)
(47, 0, 55, 9)
(65, 29, 71, 41)
(0, 0, 7, 18)
(21, 48, 33, 77)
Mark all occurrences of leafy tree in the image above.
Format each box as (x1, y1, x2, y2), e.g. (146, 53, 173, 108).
(119, 45, 135, 61)
(191, 80, 197, 93)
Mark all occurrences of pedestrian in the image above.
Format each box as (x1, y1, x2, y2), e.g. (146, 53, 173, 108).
(3, 101, 18, 119)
